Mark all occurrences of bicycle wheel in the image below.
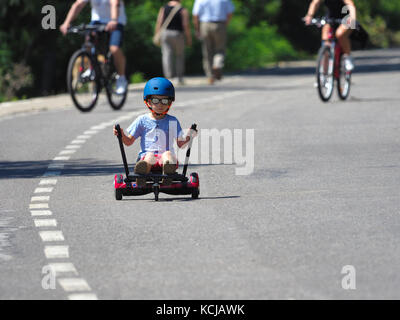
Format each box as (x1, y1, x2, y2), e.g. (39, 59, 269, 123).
(337, 55, 351, 100)
(105, 57, 127, 110)
(316, 46, 334, 102)
(67, 50, 99, 112)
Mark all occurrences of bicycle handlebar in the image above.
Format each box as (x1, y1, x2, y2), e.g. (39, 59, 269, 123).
(67, 24, 108, 34)
(304, 17, 346, 28)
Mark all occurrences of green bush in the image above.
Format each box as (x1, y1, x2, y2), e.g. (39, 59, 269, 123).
(226, 18, 297, 70)
(130, 72, 145, 84)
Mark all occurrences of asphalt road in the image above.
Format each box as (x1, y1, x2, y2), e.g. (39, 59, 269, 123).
(0, 49, 399, 300)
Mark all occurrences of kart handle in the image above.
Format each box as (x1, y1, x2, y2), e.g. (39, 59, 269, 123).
(182, 124, 197, 177)
(115, 124, 130, 177)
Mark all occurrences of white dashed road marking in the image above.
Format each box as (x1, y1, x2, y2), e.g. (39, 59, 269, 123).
(65, 145, 81, 149)
(90, 125, 106, 130)
(34, 187, 54, 193)
(53, 156, 70, 161)
(44, 246, 69, 259)
(59, 150, 76, 155)
(48, 163, 65, 169)
(68, 293, 98, 300)
(39, 231, 65, 242)
(34, 219, 57, 227)
(30, 210, 52, 216)
(58, 278, 91, 292)
(39, 179, 57, 185)
(83, 130, 97, 135)
(29, 203, 49, 209)
(48, 263, 78, 276)
(31, 196, 50, 202)
(29, 110, 144, 299)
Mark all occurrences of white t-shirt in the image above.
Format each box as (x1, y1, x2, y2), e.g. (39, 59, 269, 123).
(83, 0, 127, 25)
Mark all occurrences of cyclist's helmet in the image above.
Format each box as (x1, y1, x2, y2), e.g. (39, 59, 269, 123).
(143, 77, 175, 101)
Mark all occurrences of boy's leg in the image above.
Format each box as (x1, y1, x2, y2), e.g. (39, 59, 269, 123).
(161, 151, 177, 185)
(143, 152, 157, 171)
(134, 153, 155, 187)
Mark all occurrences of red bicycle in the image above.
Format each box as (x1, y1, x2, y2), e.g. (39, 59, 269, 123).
(308, 17, 352, 102)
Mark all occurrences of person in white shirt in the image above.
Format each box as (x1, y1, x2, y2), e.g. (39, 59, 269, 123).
(60, 0, 128, 94)
(192, 0, 234, 84)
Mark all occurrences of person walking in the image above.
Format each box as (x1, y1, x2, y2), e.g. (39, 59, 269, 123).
(192, 0, 234, 85)
(155, 0, 192, 85)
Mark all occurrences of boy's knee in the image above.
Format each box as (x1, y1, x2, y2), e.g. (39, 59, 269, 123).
(144, 152, 157, 165)
(162, 151, 176, 163)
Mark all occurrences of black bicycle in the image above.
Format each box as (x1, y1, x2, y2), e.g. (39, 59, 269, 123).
(66, 24, 127, 112)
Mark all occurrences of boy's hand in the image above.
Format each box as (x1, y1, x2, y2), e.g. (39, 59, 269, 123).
(187, 128, 198, 139)
(113, 125, 123, 137)
(177, 128, 198, 148)
(183, 128, 198, 142)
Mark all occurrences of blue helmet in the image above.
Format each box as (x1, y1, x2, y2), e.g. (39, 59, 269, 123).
(143, 77, 175, 101)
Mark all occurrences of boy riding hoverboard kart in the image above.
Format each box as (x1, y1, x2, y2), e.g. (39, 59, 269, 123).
(113, 77, 199, 201)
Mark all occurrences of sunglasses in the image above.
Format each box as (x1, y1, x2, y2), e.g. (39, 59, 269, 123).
(150, 97, 171, 105)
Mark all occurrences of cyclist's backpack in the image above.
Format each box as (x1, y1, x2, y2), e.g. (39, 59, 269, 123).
(351, 22, 369, 49)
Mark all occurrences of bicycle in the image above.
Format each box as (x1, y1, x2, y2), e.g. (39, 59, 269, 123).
(66, 24, 127, 112)
(307, 17, 352, 102)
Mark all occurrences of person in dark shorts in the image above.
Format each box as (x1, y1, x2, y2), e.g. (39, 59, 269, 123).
(304, 0, 357, 71)
(60, 0, 128, 94)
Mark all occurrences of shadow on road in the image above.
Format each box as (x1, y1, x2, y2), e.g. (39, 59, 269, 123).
(120, 195, 240, 202)
(175, 85, 300, 93)
(346, 96, 400, 103)
(239, 62, 400, 77)
(0, 159, 227, 179)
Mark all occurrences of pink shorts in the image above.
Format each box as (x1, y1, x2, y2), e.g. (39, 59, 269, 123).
(140, 153, 178, 171)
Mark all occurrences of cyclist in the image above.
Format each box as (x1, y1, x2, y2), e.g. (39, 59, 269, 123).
(304, 0, 357, 71)
(112, 77, 197, 186)
(60, 0, 128, 94)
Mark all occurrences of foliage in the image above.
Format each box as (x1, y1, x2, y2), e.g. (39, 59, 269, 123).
(0, 63, 33, 102)
(226, 18, 296, 70)
(130, 71, 145, 84)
